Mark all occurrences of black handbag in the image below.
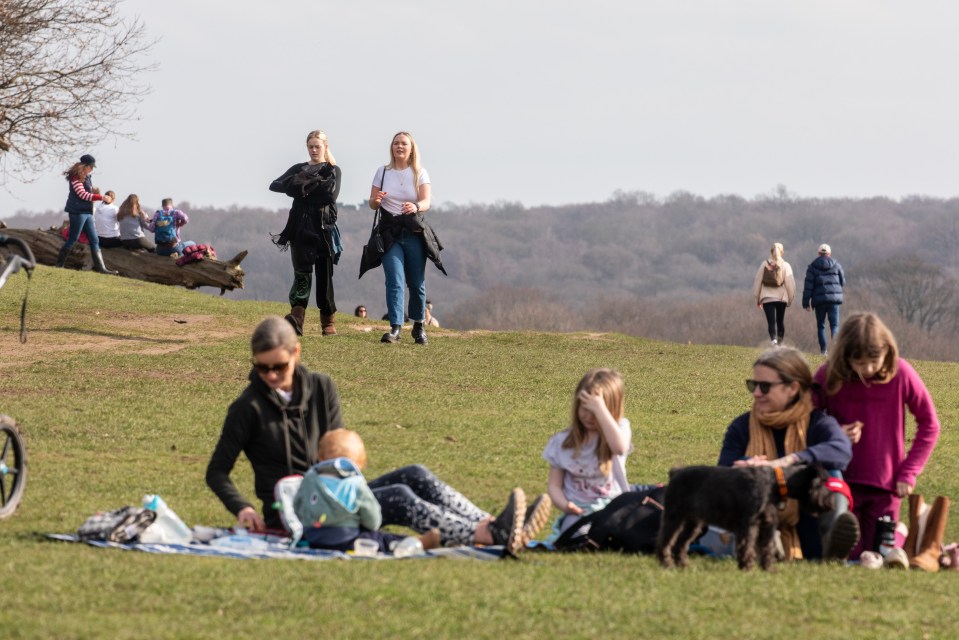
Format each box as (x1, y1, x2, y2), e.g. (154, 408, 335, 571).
(358, 168, 387, 279)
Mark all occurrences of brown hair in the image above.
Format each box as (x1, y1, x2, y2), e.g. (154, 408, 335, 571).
(753, 346, 812, 406)
(117, 194, 143, 221)
(824, 312, 899, 394)
(62, 162, 87, 180)
(562, 368, 625, 476)
(318, 430, 367, 470)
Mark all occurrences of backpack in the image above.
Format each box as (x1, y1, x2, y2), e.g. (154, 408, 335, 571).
(762, 260, 785, 287)
(552, 485, 666, 553)
(153, 210, 178, 244)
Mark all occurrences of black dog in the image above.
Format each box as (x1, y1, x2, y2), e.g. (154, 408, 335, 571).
(656, 463, 834, 571)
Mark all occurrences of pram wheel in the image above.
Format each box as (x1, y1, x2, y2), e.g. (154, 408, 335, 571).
(0, 415, 27, 518)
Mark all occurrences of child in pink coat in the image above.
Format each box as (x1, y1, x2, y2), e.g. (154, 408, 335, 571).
(813, 312, 940, 560)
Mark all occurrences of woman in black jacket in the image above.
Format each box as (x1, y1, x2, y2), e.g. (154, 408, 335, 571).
(270, 130, 342, 336)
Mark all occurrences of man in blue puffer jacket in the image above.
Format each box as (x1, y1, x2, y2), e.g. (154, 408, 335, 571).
(802, 243, 845, 355)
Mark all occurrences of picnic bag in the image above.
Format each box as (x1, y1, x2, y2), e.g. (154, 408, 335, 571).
(762, 260, 785, 287)
(552, 485, 666, 553)
(77, 506, 157, 543)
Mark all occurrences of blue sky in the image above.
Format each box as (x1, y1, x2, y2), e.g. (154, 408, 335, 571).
(3, 1, 959, 215)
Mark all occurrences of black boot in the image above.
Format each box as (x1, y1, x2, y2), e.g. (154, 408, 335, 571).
(412, 322, 428, 345)
(381, 324, 401, 343)
(56, 244, 71, 268)
(91, 249, 118, 275)
(487, 487, 526, 557)
(820, 492, 860, 560)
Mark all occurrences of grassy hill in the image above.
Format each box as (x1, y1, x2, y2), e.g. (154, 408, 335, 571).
(0, 268, 956, 639)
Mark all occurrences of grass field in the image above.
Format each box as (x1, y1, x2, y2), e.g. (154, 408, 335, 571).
(0, 267, 956, 639)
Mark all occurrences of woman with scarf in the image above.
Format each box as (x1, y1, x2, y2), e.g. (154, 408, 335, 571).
(270, 130, 342, 336)
(717, 346, 859, 561)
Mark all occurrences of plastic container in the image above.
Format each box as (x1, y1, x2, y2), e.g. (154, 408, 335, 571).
(390, 536, 424, 558)
(353, 538, 379, 557)
(209, 529, 271, 551)
(138, 494, 193, 544)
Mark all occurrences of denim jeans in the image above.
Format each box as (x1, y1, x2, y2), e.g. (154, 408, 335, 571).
(156, 240, 196, 257)
(814, 304, 840, 352)
(382, 228, 427, 325)
(65, 213, 100, 253)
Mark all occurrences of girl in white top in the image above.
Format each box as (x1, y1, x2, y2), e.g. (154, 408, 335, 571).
(543, 368, 633, 539)
(94, 191, 123, 249)
(753, 242, 796, 346)
(369, 131, 433, 345)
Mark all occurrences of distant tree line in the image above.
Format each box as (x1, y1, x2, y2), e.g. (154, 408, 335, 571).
(5, 186, 959, 360)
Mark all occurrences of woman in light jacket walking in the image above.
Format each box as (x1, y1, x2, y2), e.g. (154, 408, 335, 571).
(754, 242, 795, 345)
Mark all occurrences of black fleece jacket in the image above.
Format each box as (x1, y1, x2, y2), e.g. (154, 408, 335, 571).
(206, 365, 343, 528)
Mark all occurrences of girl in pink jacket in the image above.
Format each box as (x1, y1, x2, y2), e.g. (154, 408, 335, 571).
(813, 312, 940, 561)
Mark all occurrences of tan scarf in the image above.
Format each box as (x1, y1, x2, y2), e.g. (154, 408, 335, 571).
(746, 392, 812, 560)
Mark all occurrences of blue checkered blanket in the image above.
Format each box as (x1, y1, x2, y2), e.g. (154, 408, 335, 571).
(46, 533, 505, 561)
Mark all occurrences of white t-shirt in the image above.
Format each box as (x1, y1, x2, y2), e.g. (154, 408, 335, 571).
(371, 166, 430, 215)
(94, 202, 120, 238)
(542, 418, 633, 506)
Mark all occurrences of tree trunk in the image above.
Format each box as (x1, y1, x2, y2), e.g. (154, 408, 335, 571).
(0, 227, 246, 294)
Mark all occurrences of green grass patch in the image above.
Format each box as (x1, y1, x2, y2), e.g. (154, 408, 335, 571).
(0, 267, 957, 638)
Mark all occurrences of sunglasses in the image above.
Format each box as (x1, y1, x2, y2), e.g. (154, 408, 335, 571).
(745, 379, 788, 394)
(252, 359, 292, 375)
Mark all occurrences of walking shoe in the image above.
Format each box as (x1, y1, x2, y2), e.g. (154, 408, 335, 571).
(487, 487, 526, 557)
(822, 511, 860, 561)
(381, 324, 401, 343)
(411, 322, 428, 345)
(882, 546, 909, 569)
(518, 494, 552, 548)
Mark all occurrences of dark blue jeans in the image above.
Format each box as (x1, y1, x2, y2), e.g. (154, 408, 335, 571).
(814, 304, 840, 352)
(65, 212, 100, 253)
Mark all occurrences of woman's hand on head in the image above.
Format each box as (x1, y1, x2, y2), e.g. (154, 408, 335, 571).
(733, 455, 770, 468)
(237, 506, 265, 532)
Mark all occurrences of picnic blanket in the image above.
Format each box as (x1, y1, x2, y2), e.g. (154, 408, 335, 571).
(46, 533, 505, 561)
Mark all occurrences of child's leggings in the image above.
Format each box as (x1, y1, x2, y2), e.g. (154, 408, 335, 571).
(369, 464, 490, 546)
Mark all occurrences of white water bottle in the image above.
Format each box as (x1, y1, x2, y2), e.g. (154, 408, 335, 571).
(139, 494, 193, 544)
(391, 536, 424, 558)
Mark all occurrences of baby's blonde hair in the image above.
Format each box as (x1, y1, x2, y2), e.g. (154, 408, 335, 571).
(562, 369, 625, 476)
(318, 429, 367, 470)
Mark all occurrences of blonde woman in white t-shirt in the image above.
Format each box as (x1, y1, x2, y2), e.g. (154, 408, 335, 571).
(369, 131, 434, 345)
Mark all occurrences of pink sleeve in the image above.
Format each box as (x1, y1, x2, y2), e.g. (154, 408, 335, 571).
(811, 364, 828, 409)
(896, 359, 940, 487)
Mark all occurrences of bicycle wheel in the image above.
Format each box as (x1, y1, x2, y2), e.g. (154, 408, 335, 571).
(0, 415, 27, 518)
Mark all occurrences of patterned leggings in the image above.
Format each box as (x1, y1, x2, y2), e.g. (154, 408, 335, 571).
(369, 465, 490, 546)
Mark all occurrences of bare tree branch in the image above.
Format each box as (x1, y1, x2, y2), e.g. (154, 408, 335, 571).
(0, 0, 155, 182)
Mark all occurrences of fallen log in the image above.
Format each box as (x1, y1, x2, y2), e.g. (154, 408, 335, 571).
(0, 227, 246, 294)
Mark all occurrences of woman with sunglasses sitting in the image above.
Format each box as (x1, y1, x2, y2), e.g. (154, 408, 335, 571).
(205, 316, 532, 552)
(206, 316, 345, 532)
(717, 346, 859, 561)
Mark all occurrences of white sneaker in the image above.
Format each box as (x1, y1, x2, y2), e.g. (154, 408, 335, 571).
(771, 339, 778, 346)
(859, 550, 883, 569)
(883, 547, 909, 569)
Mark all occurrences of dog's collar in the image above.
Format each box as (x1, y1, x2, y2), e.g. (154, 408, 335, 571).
(774, 466, 788, 510)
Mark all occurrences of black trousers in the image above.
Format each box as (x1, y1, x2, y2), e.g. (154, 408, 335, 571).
(289, 241, 335, 315)
(762, 301, 787, 342)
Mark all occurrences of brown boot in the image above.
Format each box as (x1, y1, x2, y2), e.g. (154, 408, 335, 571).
(418, 528, 441, 550)
(910, 496, 950, 572)
(904, 494, 929, 560)
(320, 312, 336, 336)
(284, 306, 306, 336)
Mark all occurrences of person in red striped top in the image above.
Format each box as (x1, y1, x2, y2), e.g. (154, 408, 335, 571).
(55, 154, 117, 274)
